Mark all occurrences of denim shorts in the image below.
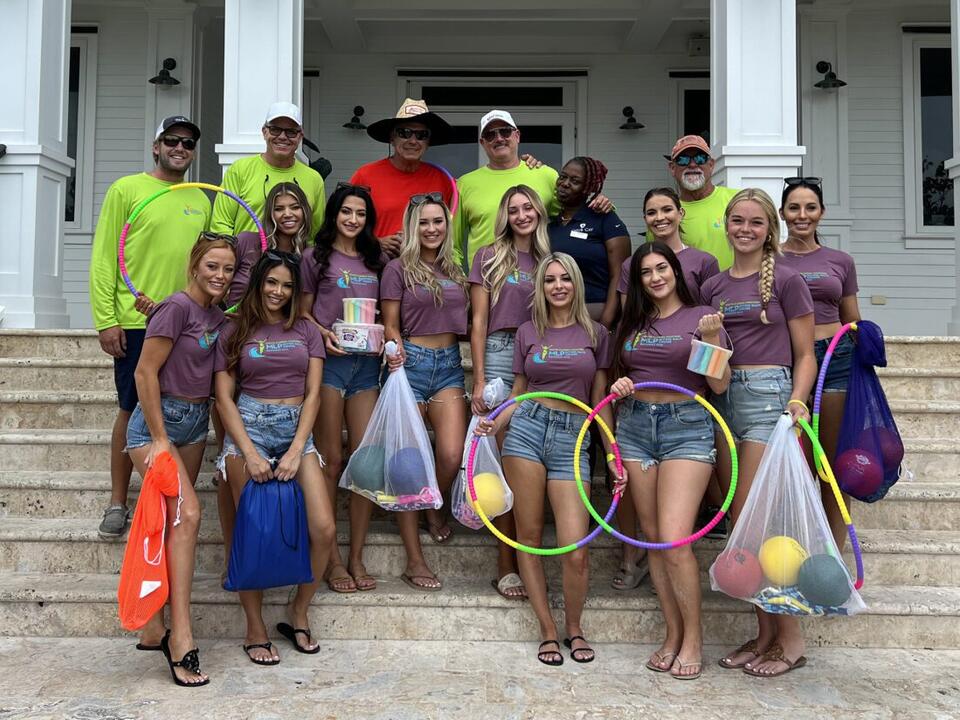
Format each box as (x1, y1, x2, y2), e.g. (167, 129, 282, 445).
(814, 333, 854, 393)
(483, 330, 516, 390)
(113, 329, 146, 412)
(126, 395, 210, 450)
(712, 367, 792, 444)
(396, 340, 465, 404)
(323, 353, 381, 398)
(615, 398, 717, 470)
(219, 393, 319, 470)
(502, 400, 592, 482)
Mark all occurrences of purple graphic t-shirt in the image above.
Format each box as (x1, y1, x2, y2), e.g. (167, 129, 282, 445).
(301, 249, 382, 329)
(225, 231, 264, 307)
(779, 246, 858, 325)
(619, 245, 720, 303)
(699, 263, 813, 367)
(215, 317, 326, 398)
(146, 292, 226, 398)
(619, 305, 717, 395)
(380, 258, 468, 336)
(469, 246, 535, 333)
(513, 320, 610, 404)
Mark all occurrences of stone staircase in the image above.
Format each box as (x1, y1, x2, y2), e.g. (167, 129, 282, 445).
(1, 329, 958, 648)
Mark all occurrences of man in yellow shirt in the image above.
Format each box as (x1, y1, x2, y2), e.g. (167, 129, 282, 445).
(211, 102, 325, 238)
(88, 116, 210, 538)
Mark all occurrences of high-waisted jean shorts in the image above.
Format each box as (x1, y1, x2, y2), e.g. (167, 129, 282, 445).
(814, 333, 854, 393)
(483, 330, 516, 390)
(219, 393, 319, 471)
(398, 340, 465, 404)
(322, 352, 381, 398)
(502, 400, 592, 481)
(615, 398, 716, 470)
(126, 395, 210, 450)
(712, 367, 792, 444)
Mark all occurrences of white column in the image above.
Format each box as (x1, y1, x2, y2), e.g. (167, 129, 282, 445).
(0, 0, 72, 328)
(215, 0, 304, 172)
(710, 0, 805, 203)
(946, 0, 960, 334)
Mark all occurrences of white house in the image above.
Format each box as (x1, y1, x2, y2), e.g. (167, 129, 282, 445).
(2, 0, 959, 336)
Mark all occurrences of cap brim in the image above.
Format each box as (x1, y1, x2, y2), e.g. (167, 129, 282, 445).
(163, 121, 201, 140)
(366, 113, 453, 146)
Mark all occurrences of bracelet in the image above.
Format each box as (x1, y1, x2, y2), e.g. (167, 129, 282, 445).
(787, 399, 809, 412)
(606, 452, 616, 463)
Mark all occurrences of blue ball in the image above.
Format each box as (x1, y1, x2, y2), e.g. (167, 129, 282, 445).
(348, 445, 385, 492)
(387, 448, 429, 496)
(797, 554, 851, 607)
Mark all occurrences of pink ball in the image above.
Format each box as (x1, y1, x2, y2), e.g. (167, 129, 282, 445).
(713, 548, 763, 599)
(835, 448, 884, 497)
(856, 427, 903, 471)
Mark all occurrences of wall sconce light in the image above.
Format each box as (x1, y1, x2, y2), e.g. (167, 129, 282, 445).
(619, 106, 644, 130)
(814, 61, 847, 90)
(149, 58, 180, 86)
(343, 106, 367, 130)
(0, 144, 6, 160)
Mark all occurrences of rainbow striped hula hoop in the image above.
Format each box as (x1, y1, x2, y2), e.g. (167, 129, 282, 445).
(810, 321, 858, 482)
(423, 162, 459, 216)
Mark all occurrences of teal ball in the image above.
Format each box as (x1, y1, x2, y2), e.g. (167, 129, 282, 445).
(349, 445, 385, 492)
(797, 554, 851, 607)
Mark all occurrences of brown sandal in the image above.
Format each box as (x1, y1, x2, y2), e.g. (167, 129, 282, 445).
(718, 639, 762, 669)
(742, 642, 807, 678)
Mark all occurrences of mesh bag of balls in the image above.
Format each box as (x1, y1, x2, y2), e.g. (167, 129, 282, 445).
(709, 415, 866, 616)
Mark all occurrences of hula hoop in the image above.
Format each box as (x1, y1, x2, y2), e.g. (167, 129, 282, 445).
(117, 182, 266, 298)
(810, 322, 858, 482)
(465, 391, 624, 556)
(574, 382, 739, 549)
(797, 417, 865, 589)
(423, 162, 459, 216)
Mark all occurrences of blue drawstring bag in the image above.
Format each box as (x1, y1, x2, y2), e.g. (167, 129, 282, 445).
(835, 321, 904, 503)
(225, 478, 313, 591)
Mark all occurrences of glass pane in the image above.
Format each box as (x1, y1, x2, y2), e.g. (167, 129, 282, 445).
(683, 88, 710, 142)
(920, 46, 953, 227)
(65, 46, 80, 223)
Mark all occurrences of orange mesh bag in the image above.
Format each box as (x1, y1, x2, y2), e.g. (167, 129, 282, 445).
(117, 451, 182, 630)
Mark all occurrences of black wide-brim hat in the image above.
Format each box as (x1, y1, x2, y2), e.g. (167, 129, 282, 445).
(366, 98, 453, 146)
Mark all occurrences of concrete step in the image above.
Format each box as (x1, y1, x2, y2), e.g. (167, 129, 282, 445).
(878, 367, 960, 402)
(0, 330, 103, 360)
(883, 337, 960, 369)
(0, 357, 115, 392)
(1, 571, 957, 648)
(853, 482, 960, 531)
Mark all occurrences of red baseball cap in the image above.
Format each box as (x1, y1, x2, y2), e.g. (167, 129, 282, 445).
(665, 134, 711, 161)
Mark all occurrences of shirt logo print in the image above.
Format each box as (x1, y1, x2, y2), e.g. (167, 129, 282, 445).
(248, 339, 303, 358)
(506, 269, 532, 285)
(183, 204, 204, 217)
(717, 298, 761, 317)
(623, 332, 682, 352)
(336, 269, 378, 289)
(198, 330, 220, 350)
(532, 345, 587, 364)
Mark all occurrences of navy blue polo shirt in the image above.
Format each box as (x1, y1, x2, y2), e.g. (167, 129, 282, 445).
(548, 206, 629, 304)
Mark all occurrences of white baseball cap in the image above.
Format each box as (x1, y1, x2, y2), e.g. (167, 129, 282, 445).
(479, 109, 517, 137)
(264, 101, 303, 127)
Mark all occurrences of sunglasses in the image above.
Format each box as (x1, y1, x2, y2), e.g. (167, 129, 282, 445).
(394, 127, 431, 141)
(673, 152, 709, 167)
(159, 135, 196, 150)
(265, 125, 302, 139)
(784, 176, 823, 187)
(199, 231, 237, 247)
(409, 191, 444, 206)
(336, 181, 372, 193)
(481, 127, 515, 142)
(265, 249, 301, 266)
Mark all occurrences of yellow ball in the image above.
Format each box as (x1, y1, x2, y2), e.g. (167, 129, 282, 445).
(470, 472, 508, 517)
(759, 536, 809, 586)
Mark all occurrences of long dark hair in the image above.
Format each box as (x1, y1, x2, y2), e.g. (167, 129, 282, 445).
(264, 182, 313, 255)
(611, 242, 697, 379)
(780, 179, 824, 246)
(224, 251, 302, 373)
(311, 185, 383, 282)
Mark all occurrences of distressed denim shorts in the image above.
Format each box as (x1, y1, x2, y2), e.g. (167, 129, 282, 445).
(712, 367, 792, 444)
(814, 333, 854, 393)
(615, 398, 717, 469)
(126, 395, 210, 450)
(482, 330, 516, 391)
(322, 352, 381, 398)
(397, 340, 465, 404)
(502, 400, 592, 482)
(219, 393, 319, 471)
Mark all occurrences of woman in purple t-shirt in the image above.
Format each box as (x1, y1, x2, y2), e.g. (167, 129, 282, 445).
(125, 234, 237, 687)
(609, 242, 728, 679)
(469, 184, 551, 600)
(699, 189, 816, 678)
(779, 178, 862, 549)
(301, 184, 385, 594)
(382, 194, 469, 589)
(215, 252, 334, 664)
(476, 252, 618, 667)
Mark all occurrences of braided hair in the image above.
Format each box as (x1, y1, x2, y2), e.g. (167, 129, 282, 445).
(567, 156, 608, 198)
(724, 188, 782, 325)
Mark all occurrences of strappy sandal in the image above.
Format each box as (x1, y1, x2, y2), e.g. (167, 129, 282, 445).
(537, 640, 564, 667)
(742, 642, 807, 678)
(563, 635, 595, 664)
(645, 650, 678, 673)
(160, 631, 209, 687)
(718, 638, 761, 669)
(243, 641, 279, 666)
(276, 622, 320, 654)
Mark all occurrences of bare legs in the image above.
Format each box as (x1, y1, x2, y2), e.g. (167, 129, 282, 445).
(109, 409, 134, 507)
(811, 392, 852, 549)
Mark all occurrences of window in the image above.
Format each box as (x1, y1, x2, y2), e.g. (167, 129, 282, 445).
(66, 30, 98, 235)
(902, 33, 953, 241)
(669, 75, 710, 145)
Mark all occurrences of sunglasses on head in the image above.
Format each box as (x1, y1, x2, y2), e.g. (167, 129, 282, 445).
(409, 191, 444, 206)
(265, 124, 302, 139)
(784, 176, 822, 187)
(265, 249, 301, 266)
(673, 152, 709, 167)
(159, 135, 197, 150)
(336, 181, 372, 194)
(199, 231, 237, 247)
(394, 127, 431, 141)
(481, 127, 515, 143)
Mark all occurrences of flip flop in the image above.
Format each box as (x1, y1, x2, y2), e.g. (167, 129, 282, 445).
(670, 658, 702, 680)
(491, 573, 527, 600)
(742, 643, 807, 678)
(645, 651, 678, 673)
(326, 573, 357, 594)
(400, 573, 442, 591)
(718, 639, 762, 669)
(353, 574, 377, 592)
(422, 522, 454, 544)
(135, 642, 162, 652)
(537, 640, 564, 667)
(275, 622, 320, 655)
(612, 558, 649, 590)
(563, 635, 595, 664)
(243, 641, 280, 666)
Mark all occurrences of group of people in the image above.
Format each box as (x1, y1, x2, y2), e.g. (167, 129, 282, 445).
(88, 98, 861, 686)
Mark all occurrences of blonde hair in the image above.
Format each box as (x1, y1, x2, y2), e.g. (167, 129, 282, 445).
(531, 252, 597, 346)
(483, 185, 552, 304)
(725, 188, 782, 325)
(399, 198, 467, 305)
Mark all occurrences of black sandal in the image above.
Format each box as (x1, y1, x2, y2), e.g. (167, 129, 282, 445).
(537, 640, 564, 667)
(160, 631, 209, 687)
(564, 635, 595, 664)
(276, 622, 320, 654)
(243, 641, 280, 666)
